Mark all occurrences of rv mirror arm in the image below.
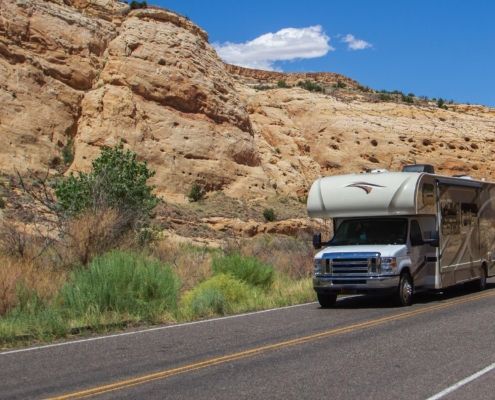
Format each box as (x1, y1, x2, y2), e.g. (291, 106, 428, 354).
(424, 231, 439, 247)
(312, 233, 332, 249)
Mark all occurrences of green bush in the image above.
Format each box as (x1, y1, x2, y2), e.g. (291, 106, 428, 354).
(60, 251, 180, 321)
(437, 98, 447, 109)
(263, 208, 276, 222)
(378, 93, 392, 101)
(297, 80, 324, 92)
(212, 253, 274, 289)
(55, 144, 158, 217)
(129, 0, 147, 9)
(401, 94, 414, 104)
(181, 274, 252, 317)
(277, 80, 289, 88)
(335, 80, 346, 89)
(188, 183, 204, 202)
(62, 139, 74, 165)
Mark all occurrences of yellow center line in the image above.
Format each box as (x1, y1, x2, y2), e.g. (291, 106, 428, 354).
(46, 290, 495, 400)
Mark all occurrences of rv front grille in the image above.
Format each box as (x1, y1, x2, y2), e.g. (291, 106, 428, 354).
(322, 252, 381, 278)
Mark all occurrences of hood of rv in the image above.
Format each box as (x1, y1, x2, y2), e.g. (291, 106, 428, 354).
(315, 244, 407, 259)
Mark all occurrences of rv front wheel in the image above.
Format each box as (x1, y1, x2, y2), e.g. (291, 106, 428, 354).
(397, 272, 413, 307)
(317, 293, 337, 308)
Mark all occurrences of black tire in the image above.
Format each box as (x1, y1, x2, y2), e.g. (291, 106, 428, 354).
(397, 272, 414, 306)
(317, 293, 337, 308)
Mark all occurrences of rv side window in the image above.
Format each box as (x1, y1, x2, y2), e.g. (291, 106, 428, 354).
(410, 220, 424, 246)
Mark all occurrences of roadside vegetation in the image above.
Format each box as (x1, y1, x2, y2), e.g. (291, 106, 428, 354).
(0, 144, 314, 348)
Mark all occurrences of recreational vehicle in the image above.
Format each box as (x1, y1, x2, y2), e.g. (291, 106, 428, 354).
(307, 165, 495, 307)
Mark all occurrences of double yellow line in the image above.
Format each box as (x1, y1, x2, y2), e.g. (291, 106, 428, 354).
(47, 290, 495, 399)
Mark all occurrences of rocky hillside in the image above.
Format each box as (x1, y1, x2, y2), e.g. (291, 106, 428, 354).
(1, 0, 495, 238)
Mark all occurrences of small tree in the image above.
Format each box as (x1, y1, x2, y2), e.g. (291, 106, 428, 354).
(55, 144, 158, 219)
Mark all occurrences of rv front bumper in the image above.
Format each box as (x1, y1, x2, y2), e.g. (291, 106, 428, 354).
(313, 275, 400, 295)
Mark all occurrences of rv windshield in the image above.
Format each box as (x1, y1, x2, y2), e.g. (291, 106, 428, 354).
(331, 218, 408, 246)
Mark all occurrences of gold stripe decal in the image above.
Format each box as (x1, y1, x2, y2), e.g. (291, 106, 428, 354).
(46, 290, 495, 400)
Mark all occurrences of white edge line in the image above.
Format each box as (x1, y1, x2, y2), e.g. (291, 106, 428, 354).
(426, 362, 495, 400)
(0, 301, 321, 356)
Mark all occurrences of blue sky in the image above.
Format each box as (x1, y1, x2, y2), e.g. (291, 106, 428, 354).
(152, 0, 494, 106)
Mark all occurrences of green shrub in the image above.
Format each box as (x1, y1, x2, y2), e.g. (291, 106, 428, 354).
(0, 197, 5, 209)
(129, 0, 147, 9)
(212, 253, 274, 289)
(297, 80, 324, 92)
(378, 93, 392, 101)
(335, 80, 346, 89)
(188, 183, 204, 202)
(277, 80, 289, 88)
(181, 274, 252, 318)
(401, 94, 414, 104)
(437, 98, 447, 109)
(60, 251, 179, 321)
(263, 208, 276, 222)
(357, 85, 372, 92)
(62, 139, 74, 165)
(55, 144, 158, 217)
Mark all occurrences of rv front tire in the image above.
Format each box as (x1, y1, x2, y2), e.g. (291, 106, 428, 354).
(397, 272, 413, 307)
(317, 293, 337, 308)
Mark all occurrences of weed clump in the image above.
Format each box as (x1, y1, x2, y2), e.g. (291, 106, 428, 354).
(60, 251, 180, 322)
(181, 274, 252, 318)
(212, 253, 274, 289)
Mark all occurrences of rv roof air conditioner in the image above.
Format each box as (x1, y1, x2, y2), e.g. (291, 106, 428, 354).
(401, 164, 435, 174)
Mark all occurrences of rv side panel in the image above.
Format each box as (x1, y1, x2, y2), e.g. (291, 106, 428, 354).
(479, 183, 495, 277)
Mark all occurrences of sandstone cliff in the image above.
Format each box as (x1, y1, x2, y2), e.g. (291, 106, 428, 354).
(1, 0, 495, 239)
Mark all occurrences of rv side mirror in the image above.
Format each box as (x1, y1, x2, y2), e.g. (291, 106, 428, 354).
(424, 231, 439, 247)
(312, 233, 322, 249)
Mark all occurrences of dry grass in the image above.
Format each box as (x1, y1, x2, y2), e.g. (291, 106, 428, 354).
(225, 234, 315, 279)
(0, 220, 31, 259)
(150, 240, 213, 292)
(0, 255, 65, 316)
(60, 208, 134, 266)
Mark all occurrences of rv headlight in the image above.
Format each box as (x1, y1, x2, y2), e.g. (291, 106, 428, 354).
(314, 259, 323, 275)
(380, 257, 397, 274)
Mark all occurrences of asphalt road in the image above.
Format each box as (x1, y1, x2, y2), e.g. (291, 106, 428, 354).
(1, 281, 494, 400)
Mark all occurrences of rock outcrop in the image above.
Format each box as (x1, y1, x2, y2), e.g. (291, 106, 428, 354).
(226, 64, 360, 88)
(1, 0, 495, 226)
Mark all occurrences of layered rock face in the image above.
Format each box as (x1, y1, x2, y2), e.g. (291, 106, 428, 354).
(1, 0, 495, 213)
(0, 0, 259, 202)
(0, 0, 118, 171)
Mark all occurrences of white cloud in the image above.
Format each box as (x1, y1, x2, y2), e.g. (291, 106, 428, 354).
(213, 26, 333, 71)
(341, 34, 372, 50)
